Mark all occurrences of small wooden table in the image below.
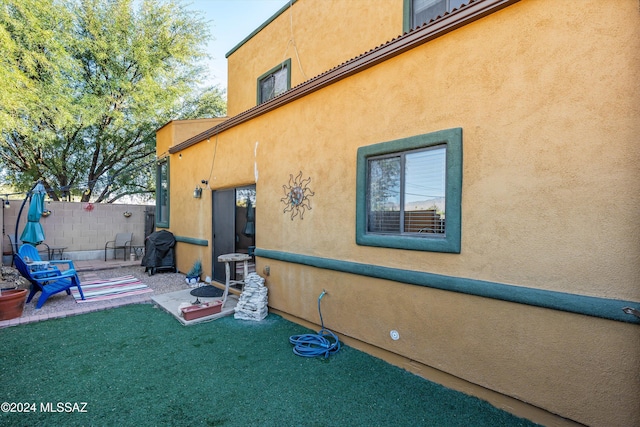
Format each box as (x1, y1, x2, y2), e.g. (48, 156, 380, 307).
(217, 253, 251, 308)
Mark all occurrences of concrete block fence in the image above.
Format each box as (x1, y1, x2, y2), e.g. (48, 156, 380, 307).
(1, 200, 153, 263)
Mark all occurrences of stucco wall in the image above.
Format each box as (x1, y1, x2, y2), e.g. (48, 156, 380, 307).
(226, 0, 403, 116)
(156, 118, 227, 155)
(162, 1, 640, 425)
(242, 0, 640, 301)
(156, 119, 230, 275)
(167, 129, 261, 275)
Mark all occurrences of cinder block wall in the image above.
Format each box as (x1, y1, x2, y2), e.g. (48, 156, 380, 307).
(1, 201, 151, 261)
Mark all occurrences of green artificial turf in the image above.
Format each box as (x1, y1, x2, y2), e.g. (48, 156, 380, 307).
(0, 305, 540, 426)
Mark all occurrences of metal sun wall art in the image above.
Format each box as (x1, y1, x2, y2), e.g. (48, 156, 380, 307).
(281, 171, 315, 220)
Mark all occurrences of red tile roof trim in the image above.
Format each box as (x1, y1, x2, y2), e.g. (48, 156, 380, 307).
(169, 0, 520, 154)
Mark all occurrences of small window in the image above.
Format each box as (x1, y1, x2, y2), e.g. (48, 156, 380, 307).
(156, 157, 169, 227)
(404, 0, 467, 31)
(356, 128, 462, 253)
(257, 59, 291, 104)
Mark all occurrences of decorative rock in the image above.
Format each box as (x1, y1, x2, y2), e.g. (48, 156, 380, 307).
(1, 266, 29, 289)
(234, 273, 268, 321)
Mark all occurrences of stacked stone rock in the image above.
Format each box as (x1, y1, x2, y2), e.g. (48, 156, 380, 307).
(234, 272, 268, 321)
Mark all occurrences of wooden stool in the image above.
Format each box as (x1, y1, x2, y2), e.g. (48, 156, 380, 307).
(217, 253, 251, 308)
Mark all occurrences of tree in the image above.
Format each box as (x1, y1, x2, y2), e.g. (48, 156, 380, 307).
(0, 0, 226, 203)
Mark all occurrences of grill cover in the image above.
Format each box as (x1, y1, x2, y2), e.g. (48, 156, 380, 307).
(141, 230, 176, 274)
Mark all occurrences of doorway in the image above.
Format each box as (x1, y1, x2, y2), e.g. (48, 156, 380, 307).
(212, 185, 256, 283)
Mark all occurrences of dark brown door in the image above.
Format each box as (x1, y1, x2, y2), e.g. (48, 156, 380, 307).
(212, 189, 235, 283)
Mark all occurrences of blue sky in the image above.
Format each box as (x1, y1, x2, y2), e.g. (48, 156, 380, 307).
(185, 0, 290, 90)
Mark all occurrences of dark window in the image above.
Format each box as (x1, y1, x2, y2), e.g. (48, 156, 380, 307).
(155, 158, 169, 228)
(257, 59, 291, 104)
(405, 0, 467, 31)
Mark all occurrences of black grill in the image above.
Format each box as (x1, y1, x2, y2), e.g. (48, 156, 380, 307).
(141, 230, 176, 276)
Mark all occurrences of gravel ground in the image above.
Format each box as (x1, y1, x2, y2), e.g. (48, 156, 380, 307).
(11, 266, 193, 319)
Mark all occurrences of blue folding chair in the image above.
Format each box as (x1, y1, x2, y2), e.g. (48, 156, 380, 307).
(14, 253, 84, 309)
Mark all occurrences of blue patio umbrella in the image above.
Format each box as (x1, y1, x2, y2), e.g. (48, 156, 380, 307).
(19, 183, 46, 245)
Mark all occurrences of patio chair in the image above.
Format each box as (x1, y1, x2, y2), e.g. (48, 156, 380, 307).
(14, 253, 84, 309)
(18, 244, 76, 275)
(104, 232, 133, 261)
(8, 235, 49, 265)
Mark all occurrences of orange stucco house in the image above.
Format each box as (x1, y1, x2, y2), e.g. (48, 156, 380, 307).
(156, 1, 640, 425)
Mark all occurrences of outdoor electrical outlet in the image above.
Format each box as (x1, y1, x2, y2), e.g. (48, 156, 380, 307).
(263, 265, 270, 276)
(390, 330, 400, 340)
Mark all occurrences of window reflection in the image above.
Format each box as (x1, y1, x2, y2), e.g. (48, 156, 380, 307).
(367, 145, 446, 235)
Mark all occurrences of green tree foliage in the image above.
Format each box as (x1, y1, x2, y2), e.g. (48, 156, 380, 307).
(0, 0, 226, 202)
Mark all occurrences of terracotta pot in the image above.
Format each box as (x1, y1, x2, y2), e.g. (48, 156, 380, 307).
(0, 289, 28, 321)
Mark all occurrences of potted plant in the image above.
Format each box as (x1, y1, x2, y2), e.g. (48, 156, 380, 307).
(185, 259, 202, 284)
(0, 266, 28, 321)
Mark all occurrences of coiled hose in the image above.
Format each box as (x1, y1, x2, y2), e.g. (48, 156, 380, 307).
(289, 290, 341, 358)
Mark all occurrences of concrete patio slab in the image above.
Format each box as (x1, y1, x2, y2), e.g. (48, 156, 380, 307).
(152, 288, 238, 326)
